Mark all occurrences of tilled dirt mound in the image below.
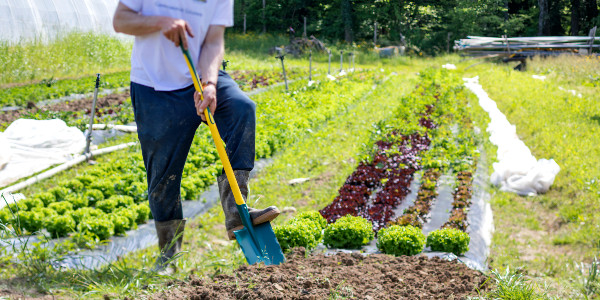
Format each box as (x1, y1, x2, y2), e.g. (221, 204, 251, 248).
(0, 92, 130, 125)
(154, 248, 488, 300)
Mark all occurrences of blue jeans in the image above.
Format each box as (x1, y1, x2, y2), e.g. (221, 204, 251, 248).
(130, 70, 256, 222)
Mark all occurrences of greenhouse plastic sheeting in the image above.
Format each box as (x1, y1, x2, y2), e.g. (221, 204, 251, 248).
(0, 119, 85, 188)
(464, 77, 560, 196)
(0, 0, 120, 43)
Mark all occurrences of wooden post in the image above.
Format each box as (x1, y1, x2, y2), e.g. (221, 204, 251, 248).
(374, 21, 377, 47)
(262, 0, 266, 34)
(303, 17, 307, 38)
(340, 50, 344, 72)
(243, 14, 247, 34)
(446, 32, 452, 53)
(589, 26, 597, 54)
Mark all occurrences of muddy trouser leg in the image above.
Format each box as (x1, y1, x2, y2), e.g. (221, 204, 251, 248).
(211, 71, 280, 240)
(131, 82, 201, 270)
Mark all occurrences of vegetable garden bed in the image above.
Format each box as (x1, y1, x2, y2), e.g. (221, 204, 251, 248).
(0, 70, 384, 257)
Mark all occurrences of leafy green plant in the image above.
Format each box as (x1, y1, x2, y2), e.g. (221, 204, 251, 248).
(274, 218, 320, 251)
(33, 192, 56, 207)
(83, 189, 105, 206)
(109, 195, 134, 209)
(44, 214, 76, 238)
(48, 186, 69, 201)
(426, 227, 470, 256)
(70, 207, 104, 225)
(61, 179, 84, 193)
(65, 194, 89, 210)
(20, 198, 44, 211)
(110, 214, 131, 236)
(96, 198, 118, 214)
(47, 201, 74, 215)
(16, 210, 45, 233)
(377, 225, 426, 256)
(90, 179, 116, 199)
(132, 203, 150, 225)
(295, 211, 328, 231)
(323, 215, 374, 249)
(78, 218, 115, 241)
(114, 207, 138, 230)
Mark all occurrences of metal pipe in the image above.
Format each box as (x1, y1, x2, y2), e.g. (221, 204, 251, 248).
(84, 74, 100, 155)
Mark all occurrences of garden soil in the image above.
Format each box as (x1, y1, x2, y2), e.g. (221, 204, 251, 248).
(153, 248, 489, 300)
(0, 92, 130, 126)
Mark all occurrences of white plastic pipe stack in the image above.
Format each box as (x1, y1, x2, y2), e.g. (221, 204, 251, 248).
(463, 77, 560, 196)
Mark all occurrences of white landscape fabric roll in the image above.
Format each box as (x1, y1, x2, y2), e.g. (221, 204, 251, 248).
(0, 119, 86, 188)
(463, 77, 560, 196)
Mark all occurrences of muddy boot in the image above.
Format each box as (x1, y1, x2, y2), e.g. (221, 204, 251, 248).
(218, 170, 280, 240)
(153, 219, 186, 274)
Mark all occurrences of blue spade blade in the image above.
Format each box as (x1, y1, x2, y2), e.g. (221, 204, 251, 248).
(234, 222, 286, 265)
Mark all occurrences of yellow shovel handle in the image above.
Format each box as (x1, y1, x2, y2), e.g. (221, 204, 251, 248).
(181, 51, 246, 206)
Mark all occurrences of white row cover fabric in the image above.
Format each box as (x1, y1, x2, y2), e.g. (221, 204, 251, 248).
(463, 77, 560, 196)
(0, 119, 85, 188)
(0, 0, 120, 43)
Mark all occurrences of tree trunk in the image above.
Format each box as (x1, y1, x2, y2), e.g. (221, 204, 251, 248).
(341, 0, 353, 43)
(538, 0, 548, 35)
(572, 0, 581, 35)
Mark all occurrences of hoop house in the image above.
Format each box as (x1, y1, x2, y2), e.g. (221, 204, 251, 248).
(0, 0, 119, 43)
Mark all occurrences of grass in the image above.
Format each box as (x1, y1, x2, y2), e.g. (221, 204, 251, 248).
(0, 32, 132, 86)
(461, 56, 600, 299)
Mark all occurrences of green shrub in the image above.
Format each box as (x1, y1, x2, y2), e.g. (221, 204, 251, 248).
(61, 179, 84, 192)
(83, 189, 104, 206)
(377, 225, 426, 256)
(48, 186, 69, 201)
(16, 210, 45, 233)
(20, 198, 44, 211)
(108, 195, 134, 208)
(295, 211, 327, 231)
(78, 218, 114, 240)
(65, 194, 89, 210)
(48, 201, 74, 215)
(110, 214, 131, 235)
(323, 215, 374, 249)
(33, 192, 56, 206)
(96, 198, 118, 213)
(274, 218, 319, 251)
(132, 203, 150, 224)
(90, 179, 116, 198)
(45, 214, 76, 238)
(426, 227, 470, 256)
(70, 207, 104, 224)
(114, 207, 138, 230)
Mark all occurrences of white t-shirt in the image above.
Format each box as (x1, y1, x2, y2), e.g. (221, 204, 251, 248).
(120, 0, 233, 91)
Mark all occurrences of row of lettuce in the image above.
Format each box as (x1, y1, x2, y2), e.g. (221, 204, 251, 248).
(274, 69, 479, 257)
(0, 70, 383, 249)
(0, 68, 304, 109)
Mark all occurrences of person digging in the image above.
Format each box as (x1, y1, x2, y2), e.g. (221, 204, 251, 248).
(113, 0, 280, 272)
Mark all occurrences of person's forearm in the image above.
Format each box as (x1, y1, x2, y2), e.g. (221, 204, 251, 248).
(113, 4, 166, 36)
(198, 41, 224, 85)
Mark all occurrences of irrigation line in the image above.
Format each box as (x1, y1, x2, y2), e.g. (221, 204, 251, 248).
(0, 142, 138, 199)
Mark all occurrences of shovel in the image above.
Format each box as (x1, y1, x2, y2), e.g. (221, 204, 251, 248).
(180, 46, 285, 266)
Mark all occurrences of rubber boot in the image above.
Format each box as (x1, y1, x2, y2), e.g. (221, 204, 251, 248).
(218, 170, 280, 240)
(153, 219, 186, 273)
